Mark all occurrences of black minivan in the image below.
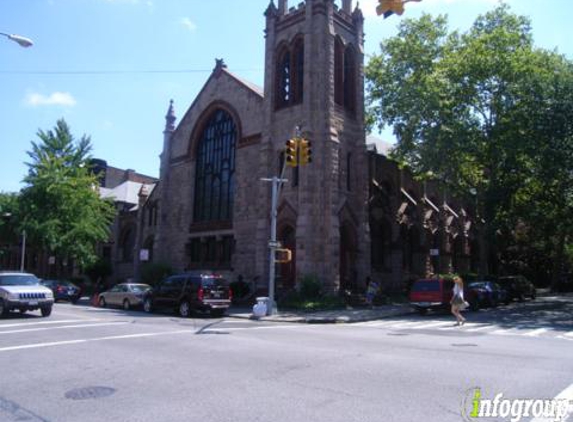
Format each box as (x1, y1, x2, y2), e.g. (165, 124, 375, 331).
(143, 272, 232, 317)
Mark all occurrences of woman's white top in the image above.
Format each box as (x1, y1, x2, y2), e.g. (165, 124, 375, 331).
(453, 283, 464, 299)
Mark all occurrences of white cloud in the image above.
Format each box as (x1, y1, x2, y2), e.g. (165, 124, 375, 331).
(180, 17, 197, 32)
(25, 91, 77, 107)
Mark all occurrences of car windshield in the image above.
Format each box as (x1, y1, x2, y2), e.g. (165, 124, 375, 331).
(130, 284, 150, 292)
(201, 277, 228, 288)
(411, 280, 440, 292)
(0, 274, 40, 286)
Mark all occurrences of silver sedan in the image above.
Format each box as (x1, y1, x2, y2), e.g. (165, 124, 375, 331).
(98, 283, 151, 310)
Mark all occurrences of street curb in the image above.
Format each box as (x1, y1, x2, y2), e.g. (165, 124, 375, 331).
(227, 307, 415, 324)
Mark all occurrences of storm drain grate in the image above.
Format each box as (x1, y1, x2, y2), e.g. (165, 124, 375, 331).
(65, 386, 116, 400)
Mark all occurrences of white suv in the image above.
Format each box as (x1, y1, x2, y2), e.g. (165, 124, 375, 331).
(0, 272, 54, 317)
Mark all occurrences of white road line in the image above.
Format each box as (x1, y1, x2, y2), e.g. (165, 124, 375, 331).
(0, 319, 101, 328)
(0, 321, 129, 335)
(523, 328, 550, 337)
(462, 324, 491, 332)
(414, 321, 454, 329)
(531, 382, 573, 422)
(0, 329, 196, 353)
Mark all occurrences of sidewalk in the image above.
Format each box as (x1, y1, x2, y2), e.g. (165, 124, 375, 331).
(227, 303, 414, 324)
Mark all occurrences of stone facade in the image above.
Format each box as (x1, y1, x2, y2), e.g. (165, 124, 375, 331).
(122, 0, 484, 295)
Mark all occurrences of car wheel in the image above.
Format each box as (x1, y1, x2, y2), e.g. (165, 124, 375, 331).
(41, 306, 52, 317)
(143, 298, 153, 313)
(123, 299, 131, 311)
(99, 296, 106, 308)
(0, 299, 8, 317)
(179, 301, 191, 318)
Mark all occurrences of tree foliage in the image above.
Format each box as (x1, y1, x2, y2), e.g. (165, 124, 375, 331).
(19, 119, 115, 269)
(365, 4, 573, 282)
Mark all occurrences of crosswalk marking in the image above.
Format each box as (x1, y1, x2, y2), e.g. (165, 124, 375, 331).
(354, 319, 570, 340)
(523, 328, 549, 337)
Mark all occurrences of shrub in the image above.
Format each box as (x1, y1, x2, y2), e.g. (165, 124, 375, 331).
(299, 274, 321, 300)
(230, 279, 250, 299)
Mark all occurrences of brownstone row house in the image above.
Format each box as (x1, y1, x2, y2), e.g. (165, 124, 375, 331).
(93, 0, 486, 296)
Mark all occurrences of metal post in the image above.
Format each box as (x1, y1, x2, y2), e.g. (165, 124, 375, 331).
(262, 163, 288, 316)
(20, 230, 26, 272)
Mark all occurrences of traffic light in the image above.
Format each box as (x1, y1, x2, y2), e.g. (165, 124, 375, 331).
(285, 138, 299, 167)
(299, 138, 312, 166)
(275, 248, 292, 263)
(376, 0, 421, 18)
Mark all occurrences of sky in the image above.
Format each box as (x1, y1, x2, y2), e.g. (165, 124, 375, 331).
(1, 0, 572, 193)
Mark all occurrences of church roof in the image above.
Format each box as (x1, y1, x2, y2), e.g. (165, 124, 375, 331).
(221, 68, 264, 98)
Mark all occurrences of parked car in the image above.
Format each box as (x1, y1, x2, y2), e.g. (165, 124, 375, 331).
(409, 277, 483, 314)
(98, 283, 151, 310)
(0, 271, 54, 317)
(466, 281, 509, 308)
(41, 279, 82, 304)
(497, 275, 536, 302)
(143, 271, 232, 317)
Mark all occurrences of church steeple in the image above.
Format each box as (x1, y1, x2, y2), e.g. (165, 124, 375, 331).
(164, 99, 176, 133)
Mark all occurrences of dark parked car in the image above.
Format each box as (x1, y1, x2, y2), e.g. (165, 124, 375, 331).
(466, 281, 509, 308)
(498, 275, 536, 302)
(143, 272, 232, 317)
(41, 279, 82, 304)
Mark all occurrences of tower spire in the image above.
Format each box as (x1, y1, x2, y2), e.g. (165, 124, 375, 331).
(164, 99, 176, 132)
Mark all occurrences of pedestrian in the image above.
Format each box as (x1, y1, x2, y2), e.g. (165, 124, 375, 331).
(450, 275, 467, 326)
(365, 276, 379, 308)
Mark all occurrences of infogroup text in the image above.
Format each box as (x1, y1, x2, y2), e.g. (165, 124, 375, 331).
(462, 388, 571, 422)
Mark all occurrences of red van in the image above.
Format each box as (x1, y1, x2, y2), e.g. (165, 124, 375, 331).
(409, 278, 455, 314)
(409, 278, 479, 314)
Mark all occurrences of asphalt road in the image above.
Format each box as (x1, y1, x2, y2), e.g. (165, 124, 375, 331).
(0, 297, 571, 422)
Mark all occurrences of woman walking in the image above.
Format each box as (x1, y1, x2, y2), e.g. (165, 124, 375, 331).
(450, 276, 467, 326)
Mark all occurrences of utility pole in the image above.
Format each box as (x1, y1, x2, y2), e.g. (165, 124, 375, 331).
(261, 127, 311, 316)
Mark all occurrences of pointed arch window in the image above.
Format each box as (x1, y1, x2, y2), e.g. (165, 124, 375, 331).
(276, 48, 291, 108)
(275, 37, 305, 109)
(344, 45, 356, 113)
(334, 38, 357, 115)
(193, 109, 236, 223)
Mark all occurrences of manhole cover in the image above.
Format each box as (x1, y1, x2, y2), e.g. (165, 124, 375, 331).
(65, 386, 116, 400)
(451, 343, 478, 347)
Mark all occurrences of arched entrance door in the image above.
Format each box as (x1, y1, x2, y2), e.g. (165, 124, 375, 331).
(340, 223, 358, 292)
(278, 225, 296, 290)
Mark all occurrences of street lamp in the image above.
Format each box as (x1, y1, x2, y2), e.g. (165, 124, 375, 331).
(0, 32, 34, 48)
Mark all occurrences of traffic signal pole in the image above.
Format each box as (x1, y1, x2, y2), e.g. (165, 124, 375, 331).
(261, 157, 288, 316)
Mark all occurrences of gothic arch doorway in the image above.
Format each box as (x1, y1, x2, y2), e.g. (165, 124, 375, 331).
(340, 222, 358, 292)
(278, 225, 296, 290)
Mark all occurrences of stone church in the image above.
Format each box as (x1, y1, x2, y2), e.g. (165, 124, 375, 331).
(121, 0, 483, 295)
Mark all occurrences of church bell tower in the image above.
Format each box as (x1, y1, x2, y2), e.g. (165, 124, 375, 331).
(259, 0, 370, 292)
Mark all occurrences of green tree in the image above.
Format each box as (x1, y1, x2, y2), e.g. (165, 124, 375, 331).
(19, 119, 115, 270)
(365, 4, 573, 281)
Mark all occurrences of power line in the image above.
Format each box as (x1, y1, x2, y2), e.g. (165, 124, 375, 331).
(0, 68, 262, 75)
